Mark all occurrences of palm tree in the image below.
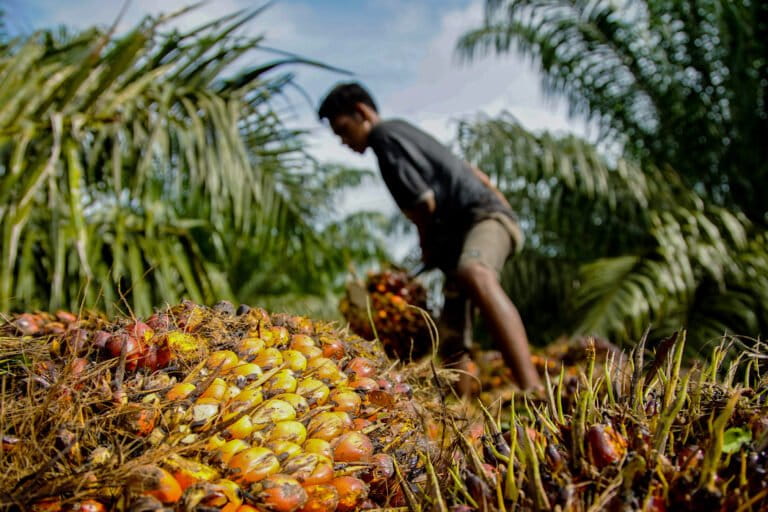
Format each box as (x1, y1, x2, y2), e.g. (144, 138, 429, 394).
(0, 6, 385, 317)
(455, 114, 768, 351)
(458, 0, 768, 227)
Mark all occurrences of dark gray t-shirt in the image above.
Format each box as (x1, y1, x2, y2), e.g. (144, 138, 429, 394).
(368, 119, 518, 269)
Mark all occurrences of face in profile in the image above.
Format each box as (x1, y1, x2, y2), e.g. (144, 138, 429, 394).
(329, 113, 370, 154)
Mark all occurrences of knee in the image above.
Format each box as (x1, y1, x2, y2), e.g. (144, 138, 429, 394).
(455, 261, 496, 292)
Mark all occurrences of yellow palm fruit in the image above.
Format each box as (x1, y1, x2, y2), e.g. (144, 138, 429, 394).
(222, 412, 255, 440)
(230, 386, 264, 412)
(268, 441, 303, 461)
(295, 378, 330, 406)
(215, 439, 250, 465)
(166, 382, 196, 401)
(253, 347, 283, 370)
(166, 331, 201, 358)
(238, 337, 265, 358)
(305, 357, 342, 383)
(273, 393, 310, 416)
(267, 420, 307, 445)
(250, 399, 296, 431)
(227, 447, 280, 483)
(281, 350, 307, 373)
(303, 438, 333, 460)
(206, 350, 240, 373)
(200, 378, 228, 401)
(231, 362, 263, 381)
(264, 369, 298, 397)
(206, 434, 227, 452)
(263, 326, 290, 348)
(204, 479, 243, 512)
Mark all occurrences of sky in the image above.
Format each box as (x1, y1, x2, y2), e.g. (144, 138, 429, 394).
(7, 0, 591, 235)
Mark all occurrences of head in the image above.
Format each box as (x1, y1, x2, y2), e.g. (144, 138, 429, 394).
(318, 82, 380, 153)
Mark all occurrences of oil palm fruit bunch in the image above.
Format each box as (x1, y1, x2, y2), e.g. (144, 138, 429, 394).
(339, 268, 431, 360)
(444, 335, 768, 511)
(0, 301, 433, 511)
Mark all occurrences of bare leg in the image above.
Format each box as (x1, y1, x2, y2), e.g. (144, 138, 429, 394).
(456, 262, 541, 390)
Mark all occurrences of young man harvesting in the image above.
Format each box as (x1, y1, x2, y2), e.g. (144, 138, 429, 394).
(319, 82, 541, 393)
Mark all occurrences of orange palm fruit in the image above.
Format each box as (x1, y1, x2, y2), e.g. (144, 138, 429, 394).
(298, 484, 339, 512)
(295, 378, 330, 406)
(332, 432, 374, 463)
(255, 474, 307, 512)
(329, 390, 361, 415)
(344, 357, 377, 379)
(253, 348, 283, 370)
(331, 476, 369, 512)
(306, 358, 342, 382)
(306, 412, 352, 441)
(303, 439, 333, 460)
(228, 447, 280, 483)
(131, 465, 182, 504)
(206, 350, 240, 372)
(200, 378, 228, 401)
(238, 337, 265, 358)
(281, 454, 334, 486)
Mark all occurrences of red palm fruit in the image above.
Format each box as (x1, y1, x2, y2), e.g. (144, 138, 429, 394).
(344, 358, 376, 379)
(299, 484, 339, 512)
(131, 465, 182, 504)
(364, 453, 395, 485)
(586, 424, 627, 469)
(349, 377, 379, 393)
(255, 475, 307, 512)
(319, 336, 345, 360)
(125, 321, 153, 342)
(15, 313, 43, 336)
(140, 344, 171, 371)
(331, 476, 369, 512)
(332, 432, 374, 463)
(105, 333, 144, 371)
(352, 418, 372, 431)
(54, 310, 77, 325)
(145, 313, 172, 332)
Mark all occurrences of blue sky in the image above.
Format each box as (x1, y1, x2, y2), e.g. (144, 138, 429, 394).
(6, 0, 590, 221)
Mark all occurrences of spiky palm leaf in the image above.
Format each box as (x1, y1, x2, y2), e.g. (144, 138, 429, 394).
(0, 7, 382, 316)
(458, 0, 768, 226)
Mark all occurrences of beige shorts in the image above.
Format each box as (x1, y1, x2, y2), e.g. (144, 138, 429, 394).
(438, 216, 523, 362)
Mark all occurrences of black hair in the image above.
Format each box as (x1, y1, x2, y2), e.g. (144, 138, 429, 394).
(317, 82, 378, 121)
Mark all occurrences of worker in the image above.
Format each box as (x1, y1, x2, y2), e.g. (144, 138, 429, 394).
(318, 82, 541, 394)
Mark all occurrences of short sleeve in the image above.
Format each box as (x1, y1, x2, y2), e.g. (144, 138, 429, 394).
(375, 140, 432, 212)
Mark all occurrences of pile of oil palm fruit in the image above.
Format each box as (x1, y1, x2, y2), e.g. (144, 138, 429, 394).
(0, 301, 432, 512)
(2, 294, 767, 511)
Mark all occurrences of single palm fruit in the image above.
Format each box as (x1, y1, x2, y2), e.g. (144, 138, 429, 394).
(231, 362, 264, 381)
(344, 357, 377, 379)
(289, 334, 316, 353)
(267, 420, 307, 445)
(191, 398, 221, 425)
(586, 424, 627, 468)
(306, 358, 343, 383)
(222, 412, 255, 440)
(228, 447, 280, 483)
(255, 474, 307, 512)
(215, 439, 250, 465)
(199, 479, 243, 512)
(281, 350, 308, 373)
(273, 393, 310, 416)
(166, 382, 196, 401)
(281, 454, 334, 486)
(253, 348, 283, 370)
(251, 399, 296, 431)
(200, 378, 229, 401)
(230, 386, 265, 414)
(329, 390, 361, 415)
(303, 439, 333, 460)
(264, 370, 298, 397)
(348, 377, 379, 393)
(131, 465, 183, 504)
(332, 432, 374, 463)
(206, 350, 240, 373)
(331, 476, 369, 512)
(238, 337, 265, 358)
(295, 378, 330, 406)
(267, 441, 303, 460)
(298, 484, 339, 512)
(306, 411, 351, 441)
(264, 326, 291, 348)
(318, 336, 345, 360)
(166, 331, 201, 358)
(168, 456, 219, 491)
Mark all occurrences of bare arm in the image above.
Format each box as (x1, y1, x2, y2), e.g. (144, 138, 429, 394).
(469, 164, 511, 209)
